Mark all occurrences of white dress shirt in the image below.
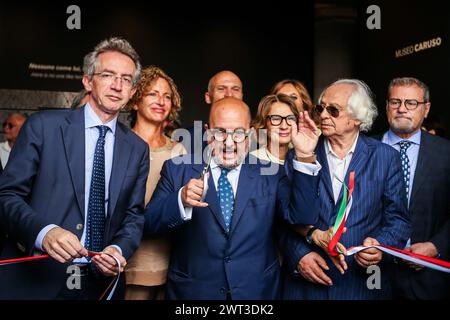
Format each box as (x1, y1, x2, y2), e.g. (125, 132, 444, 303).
(0, 141, 11, 169)
(324, 133, 359, 203)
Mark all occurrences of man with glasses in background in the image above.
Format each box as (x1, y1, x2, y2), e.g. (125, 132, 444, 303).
(383, 77, 450, 299)
(282, 79, 410, 299)
(144, 96, 322, 299)
(0, 112, 27, 169)
(0, 37, 149, 299)
(181, 70, 244, 156)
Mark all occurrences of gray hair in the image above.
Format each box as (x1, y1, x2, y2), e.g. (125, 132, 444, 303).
(319, 79, 378, 132)
(388, 77, 430, 102)
(82, 37, 142, 86)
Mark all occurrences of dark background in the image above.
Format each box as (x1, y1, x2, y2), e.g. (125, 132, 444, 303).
(1, 0, 449, 137)
(357, 0, 449, 136)
(0, 1, 314, 125)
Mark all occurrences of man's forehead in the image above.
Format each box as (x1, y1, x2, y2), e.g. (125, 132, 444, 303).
(97, 51, 136, 71)
(214, 75, 241, 86)
(390, 84, 423, 96)
(322, 84, 352, 103)
(211, 113, 249, 128)
(9, 115, 25, 122)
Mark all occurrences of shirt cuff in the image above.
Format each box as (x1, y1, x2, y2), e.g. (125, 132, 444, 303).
(107, 245, 123, 256)
(292, 159, 322, 176)
(178, 187, 193, 221)
(35, 224, 59, 251)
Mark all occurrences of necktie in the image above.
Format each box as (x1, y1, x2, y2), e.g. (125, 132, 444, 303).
(218, 168, 234, 232)
(85, 125, 109, 254)
(399, 140, 412, 197)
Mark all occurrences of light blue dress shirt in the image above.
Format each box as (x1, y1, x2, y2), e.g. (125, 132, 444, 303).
(35, 103, 121, 261)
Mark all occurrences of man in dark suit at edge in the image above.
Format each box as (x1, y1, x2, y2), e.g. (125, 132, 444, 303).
(0, 37, 149, 299)
(383, 77, 450, 299)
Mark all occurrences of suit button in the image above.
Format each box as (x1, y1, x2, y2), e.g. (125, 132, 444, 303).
(224, 256, 231, 263)
(220, 288, 226, 294)
(76, 223, 83, 230)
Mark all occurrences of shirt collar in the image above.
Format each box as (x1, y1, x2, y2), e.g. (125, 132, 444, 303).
(84, 102, 117, 135)
(325, 132, 359, 159)
(1, 141, 11, 152)
(386, 129, 421, 146)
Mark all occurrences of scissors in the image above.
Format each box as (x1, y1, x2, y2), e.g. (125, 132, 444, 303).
(200, 146, 213, 201)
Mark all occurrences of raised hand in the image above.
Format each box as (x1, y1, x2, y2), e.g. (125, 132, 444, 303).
(291, 111, 321, 159)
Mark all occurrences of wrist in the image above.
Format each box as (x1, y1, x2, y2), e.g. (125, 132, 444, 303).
(305, 227, 318, 245)
(295, 153, 317, 163)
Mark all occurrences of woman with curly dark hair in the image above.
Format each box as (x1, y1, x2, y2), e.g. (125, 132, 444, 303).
(125, 66, 186, 300)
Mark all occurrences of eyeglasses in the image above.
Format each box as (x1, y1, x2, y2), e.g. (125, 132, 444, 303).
(210, 128, 249, 143)
(313, 104, 340, 118)
(266, 115, 297, 126)
(93, 72, 134, 87)
(2, 122, 15, 130)
(387, 98, 427, 110)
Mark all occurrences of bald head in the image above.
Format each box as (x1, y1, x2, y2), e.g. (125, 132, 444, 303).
(208, 97, 251, 169)
(8, 113, 27, 122)
(209, 97, 251, 128)
(4, 112, 27, 146)
(205, 70, 243, 104)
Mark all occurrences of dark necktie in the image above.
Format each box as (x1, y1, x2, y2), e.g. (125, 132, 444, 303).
(85, 125, 109, 253)
(399, 140, 412, 198)
(218, 167, 234, 232)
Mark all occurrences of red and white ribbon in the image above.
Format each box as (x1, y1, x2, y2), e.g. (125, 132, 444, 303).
(346, 244, 450, 273)
(0, 252, 121, 300)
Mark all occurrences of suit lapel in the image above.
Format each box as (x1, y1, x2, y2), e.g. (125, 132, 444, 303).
(190, 163, 227, 232)
(61, 108, 86, 218)
(410, 131, 432, 204)
(230, 163, 258, 235)
(108, 123, 132, 216)
(317, 138, 334, 201)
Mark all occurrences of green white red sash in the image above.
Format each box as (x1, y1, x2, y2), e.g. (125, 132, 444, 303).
(327, 171, 450, 273)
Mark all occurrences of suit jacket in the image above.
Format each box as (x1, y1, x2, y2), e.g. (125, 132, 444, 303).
(144, 154, 320, 300)
(388, 131, 450, 299)
(281, 134, 410, 300)
(0, 162, 3, 253)
(0, 107, 149, 299)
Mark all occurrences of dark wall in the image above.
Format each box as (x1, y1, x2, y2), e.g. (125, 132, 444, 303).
(0, 2, 314, 126)
(357, 0, 449, 137)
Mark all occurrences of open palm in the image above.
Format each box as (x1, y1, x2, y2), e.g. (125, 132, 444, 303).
(291, 111, 321, 157)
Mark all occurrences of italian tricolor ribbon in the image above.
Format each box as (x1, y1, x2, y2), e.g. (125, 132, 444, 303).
(327, 171, 450, 273)
(328, 171, 355, 257)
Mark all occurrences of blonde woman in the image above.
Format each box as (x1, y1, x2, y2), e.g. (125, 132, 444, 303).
(125, 66, 186, 300)
(251, 94, 300, 164)
(270, 79, 313, 114)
